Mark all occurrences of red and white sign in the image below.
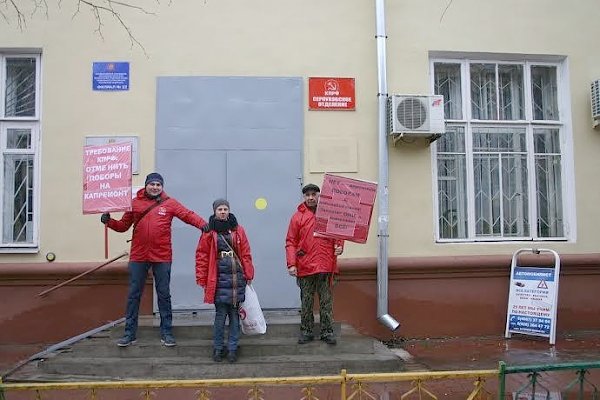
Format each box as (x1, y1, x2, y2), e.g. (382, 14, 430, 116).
(82, 142, 133, 214)
(309, 77, 355, 110)
(314, 174, 377, 243)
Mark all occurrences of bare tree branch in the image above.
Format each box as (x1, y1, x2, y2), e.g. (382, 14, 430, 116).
(440, 0, 455, 22)
(30, 0, 49, 19)
(76, 0, 154, 56)
(1, 0, 27, 29)
(3, 0, 158, 57)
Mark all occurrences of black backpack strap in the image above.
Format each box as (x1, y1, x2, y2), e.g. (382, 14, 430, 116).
(126, 196, 170, 242)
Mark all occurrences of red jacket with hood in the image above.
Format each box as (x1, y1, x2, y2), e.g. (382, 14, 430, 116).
(285, 202, 343, 277)
(195, 226, 255, 304)
(107, 188, 206, 262)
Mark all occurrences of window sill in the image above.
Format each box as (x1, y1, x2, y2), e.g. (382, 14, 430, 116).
(436, 238, 570, 244)
(0, 246, 39, 254)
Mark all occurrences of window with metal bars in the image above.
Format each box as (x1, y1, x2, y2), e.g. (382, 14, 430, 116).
(0, 54, 40, 248)
(431, 58, 568, 242)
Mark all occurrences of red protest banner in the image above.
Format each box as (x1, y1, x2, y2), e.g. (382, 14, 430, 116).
(82, 142, 132, 214)
(308, 77, 355, 110)
(314, 174, 377, 243)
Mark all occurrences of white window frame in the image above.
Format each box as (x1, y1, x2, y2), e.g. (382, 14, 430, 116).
(430, 54, 575, 243)
(0, 52, 41, 251)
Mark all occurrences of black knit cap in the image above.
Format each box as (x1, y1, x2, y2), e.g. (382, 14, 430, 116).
(302, 183, 320, 194)
(145, 172, 164, 186)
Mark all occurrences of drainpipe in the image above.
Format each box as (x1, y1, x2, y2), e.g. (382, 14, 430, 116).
(375, 0, 400, 331)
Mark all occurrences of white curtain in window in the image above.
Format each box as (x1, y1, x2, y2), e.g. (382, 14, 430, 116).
(437, 125, 468, 239)
(531, 66, 559, 121)
(534, 128, 563, 237)
(470, 63, 497, 120)
(434, 63, 462, 119)
(498, 64, 524, 120)
(473, 126, 529, 237)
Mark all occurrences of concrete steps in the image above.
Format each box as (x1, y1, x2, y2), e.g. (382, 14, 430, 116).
(35, 352, 401, 380)
(66, 337, 384, 358)
(6, 313, 405, 382)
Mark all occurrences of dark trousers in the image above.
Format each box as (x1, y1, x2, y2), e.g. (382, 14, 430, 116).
(297, 273, 334, 338)
(124, 261, 173, 339)
(214, 302, 241, 352)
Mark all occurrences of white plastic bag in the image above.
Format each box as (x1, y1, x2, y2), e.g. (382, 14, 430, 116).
(239, 284, 267, 335)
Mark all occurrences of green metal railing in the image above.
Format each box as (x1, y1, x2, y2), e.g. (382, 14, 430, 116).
(499, 361, 600, 399)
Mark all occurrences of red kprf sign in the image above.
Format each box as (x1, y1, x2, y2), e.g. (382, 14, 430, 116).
(314, 174, 377, 243)
(83, 142, 132, 214)
(309, 77, 355, 110)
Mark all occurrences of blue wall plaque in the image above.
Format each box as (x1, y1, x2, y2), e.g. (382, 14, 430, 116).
(93, 62, 130, 91)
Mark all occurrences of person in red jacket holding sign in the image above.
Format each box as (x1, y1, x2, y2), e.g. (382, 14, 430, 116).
(285, 183, 343, 345)
(101, 172, 208, 348)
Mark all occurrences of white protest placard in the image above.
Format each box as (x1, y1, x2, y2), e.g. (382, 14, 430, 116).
(505, 248, 561, 345)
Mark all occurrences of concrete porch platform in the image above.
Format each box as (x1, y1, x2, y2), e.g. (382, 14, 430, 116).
(2, 311, 404, 382)
(2, 311, 600, 383)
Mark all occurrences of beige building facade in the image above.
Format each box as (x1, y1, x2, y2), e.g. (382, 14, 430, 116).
(0, 0, 599, 340)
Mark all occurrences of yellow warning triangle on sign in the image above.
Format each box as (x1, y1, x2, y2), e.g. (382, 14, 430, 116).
(538, 280, 548, 289)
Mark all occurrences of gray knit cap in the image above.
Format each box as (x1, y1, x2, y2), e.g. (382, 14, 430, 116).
(212, 198, 230, 212)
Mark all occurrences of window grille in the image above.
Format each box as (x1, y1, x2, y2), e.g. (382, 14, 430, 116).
(432, 59, 567, 242)
(0, 54, 40, 248)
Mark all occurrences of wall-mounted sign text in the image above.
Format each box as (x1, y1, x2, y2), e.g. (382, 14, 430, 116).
(314, 174, 376, 243)
(93, 62, 130, 91)
(83, 142, 132, 214)
(85, 135, 140, 174)
(309, 77, 355, 110)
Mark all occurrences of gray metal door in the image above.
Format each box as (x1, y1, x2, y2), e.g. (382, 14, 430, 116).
(155, 76, 303, 310)
(226, 150, 301, 308)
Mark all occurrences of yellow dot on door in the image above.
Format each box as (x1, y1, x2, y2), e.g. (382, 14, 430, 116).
(255, 197, 268, 210)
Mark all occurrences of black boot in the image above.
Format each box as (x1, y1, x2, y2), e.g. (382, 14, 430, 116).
(321, 335, 337, 345)
(212, 349, 223, 362)
(227, 350, 237, 363)
(298, 334, 314, 344)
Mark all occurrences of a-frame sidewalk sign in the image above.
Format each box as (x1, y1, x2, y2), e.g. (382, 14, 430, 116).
(505, 248, 561, 345)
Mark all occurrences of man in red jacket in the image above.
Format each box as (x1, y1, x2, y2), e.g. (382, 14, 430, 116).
(285, 183, 343, 345)
(101, 172, 207, 347)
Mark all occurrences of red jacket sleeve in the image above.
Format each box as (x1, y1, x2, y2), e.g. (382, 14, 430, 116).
(106, 211, 134, 232)
(195, 233, 210, 287)
(171, 199, 207, 229)
(285, 213, 300, 268)
(236, 227, 255, 281)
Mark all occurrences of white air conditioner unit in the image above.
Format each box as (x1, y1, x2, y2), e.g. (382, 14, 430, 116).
(591, 79, 600, 128)
(387, 95, 445, 138)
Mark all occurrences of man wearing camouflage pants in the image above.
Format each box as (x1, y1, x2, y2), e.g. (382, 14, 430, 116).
(285, 183, 344, 345)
